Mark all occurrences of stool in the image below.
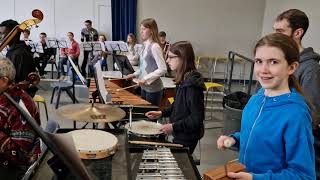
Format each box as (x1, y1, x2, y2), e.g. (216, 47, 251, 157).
(196, 56, 214, 80)
(204, 82, 224, 128)
(168, 97, 174, 104)
(211, 56, 228, 82)
(33, 95, 49, 121)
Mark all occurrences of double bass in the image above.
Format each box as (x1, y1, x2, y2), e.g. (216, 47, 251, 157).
(0, 9, 43, 51)
(0, 10, 43, 94)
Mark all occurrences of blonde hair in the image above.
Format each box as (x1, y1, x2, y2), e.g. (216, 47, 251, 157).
(0, 57, 16, 83)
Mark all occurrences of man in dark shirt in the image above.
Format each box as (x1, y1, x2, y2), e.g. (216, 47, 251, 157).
(34, 32, 56, 76)
(80, 20, 98, 77)
(0, 19, 36, 83)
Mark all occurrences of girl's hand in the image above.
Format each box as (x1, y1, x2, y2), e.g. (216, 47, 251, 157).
(138, 79, 146, 86)
(228, 172, 252, 180)
(217, 135, 236, 150)
(160, 123, 173, 134)
(145, 111, 162, 119)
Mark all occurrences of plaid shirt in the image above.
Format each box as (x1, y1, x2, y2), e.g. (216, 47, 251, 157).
(0, 86, 41, 168)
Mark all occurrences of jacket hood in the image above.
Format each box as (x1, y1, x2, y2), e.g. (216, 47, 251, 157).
(256, 88, 310, 111)
(300, 47, 320, 63)
(180, 70, 205, 90)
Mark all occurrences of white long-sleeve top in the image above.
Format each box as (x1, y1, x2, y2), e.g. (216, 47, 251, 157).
(134, 39, 167, 86)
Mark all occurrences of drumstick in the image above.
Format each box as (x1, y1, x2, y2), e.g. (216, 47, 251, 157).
(116, 84, 139, 91)
(132, 112, 145, 115)
(129, 140, 183, 148)
(109, 77, 127, 81)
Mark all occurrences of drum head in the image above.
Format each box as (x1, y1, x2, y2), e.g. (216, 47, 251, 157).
(125, 120, 163, 136)
(68, 129, 118, 159)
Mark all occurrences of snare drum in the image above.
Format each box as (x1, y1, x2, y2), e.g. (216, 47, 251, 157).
(124, 120, 163, 138)
(68, 129, 118, 159)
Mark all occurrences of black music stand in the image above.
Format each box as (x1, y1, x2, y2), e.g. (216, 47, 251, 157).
(82, 42, 103, 76)
(104, 41, 134, 77)
(47, 38, 71, 79)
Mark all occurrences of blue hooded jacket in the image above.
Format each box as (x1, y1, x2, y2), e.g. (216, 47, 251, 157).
(232, 88, 315, 180)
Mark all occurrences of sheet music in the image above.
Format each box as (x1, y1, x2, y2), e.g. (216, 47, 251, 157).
(102, 71, 123, 79)
(68, 57, 86, 84)
(82, 42, 102, 51)
(47, 38, 71, 48)
(94, 63, 109, 103)
(0, 46, 8, 57)
(28, 41, 44, 53)
(103, 41, 128, 52)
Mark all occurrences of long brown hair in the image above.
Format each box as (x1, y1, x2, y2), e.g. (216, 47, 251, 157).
(140, 18, 160, 44)
(127, 33, 137, 46)
(254, 33, 318, 127)
(169, 41, 196, 84)
(254, 33, 302, 94)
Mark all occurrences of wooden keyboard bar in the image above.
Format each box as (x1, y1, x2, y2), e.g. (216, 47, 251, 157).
(89, 79, 151, 106)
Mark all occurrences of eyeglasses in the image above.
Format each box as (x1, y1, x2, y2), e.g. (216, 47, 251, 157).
(166, 55, 179, 60)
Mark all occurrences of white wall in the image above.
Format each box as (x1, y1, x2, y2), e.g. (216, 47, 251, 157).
(137, 0, 266, 58)
(0, 0, 112, 42)
(262, 0, 320, 53)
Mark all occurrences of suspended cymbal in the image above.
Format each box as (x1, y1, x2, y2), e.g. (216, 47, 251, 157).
(57, 103, 126, 123)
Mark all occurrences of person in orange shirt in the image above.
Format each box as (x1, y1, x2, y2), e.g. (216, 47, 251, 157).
(58, 32, 80, 77)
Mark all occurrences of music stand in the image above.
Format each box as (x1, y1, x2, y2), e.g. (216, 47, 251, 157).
(103, 41, 133, 77)
(113, 54, 135, 77)
(103, 41, 128, 52)
(28, 41, 44, 53)
(82, 42, 103, 52)
(93, 62, 111, 104)
(46, 38, 71, 78)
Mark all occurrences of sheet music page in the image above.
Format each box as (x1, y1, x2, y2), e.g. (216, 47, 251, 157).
(94, 63, 109, 103)
(117, 41, 128, 52)
(68, 57, 86, 84)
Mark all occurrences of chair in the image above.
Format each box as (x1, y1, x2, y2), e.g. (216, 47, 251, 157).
(33, 95, 49, 121)
(204, 82, 225, 129)
(50, 67, 78, 109)
(211, 56, 228, 82)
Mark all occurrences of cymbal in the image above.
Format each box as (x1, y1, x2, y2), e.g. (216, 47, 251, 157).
(57, 103, 126, 123)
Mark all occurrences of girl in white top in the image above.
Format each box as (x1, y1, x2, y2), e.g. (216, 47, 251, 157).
(127, 18, 167, 106)
(126, 33, 139, 66)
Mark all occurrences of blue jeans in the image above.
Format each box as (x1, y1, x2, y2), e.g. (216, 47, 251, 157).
(58, 57, 78, 77)
(141, 89, 163, 106)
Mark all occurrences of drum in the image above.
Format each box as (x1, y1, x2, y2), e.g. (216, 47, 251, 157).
(125, 120, 163, 138)
(68, 129, 118, 159)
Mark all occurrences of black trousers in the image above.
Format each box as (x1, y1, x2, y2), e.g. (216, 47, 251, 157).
(81, 51, 90, 77)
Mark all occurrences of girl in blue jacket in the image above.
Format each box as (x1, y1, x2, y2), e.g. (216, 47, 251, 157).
(217, 33, 315, 180)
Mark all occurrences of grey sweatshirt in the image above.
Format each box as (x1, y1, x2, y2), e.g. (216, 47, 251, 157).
(295, 47, 320, 125)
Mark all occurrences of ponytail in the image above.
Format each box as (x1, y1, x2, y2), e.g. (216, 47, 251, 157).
(289, 75, 303, 94)
(290, 74, 318, 129)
